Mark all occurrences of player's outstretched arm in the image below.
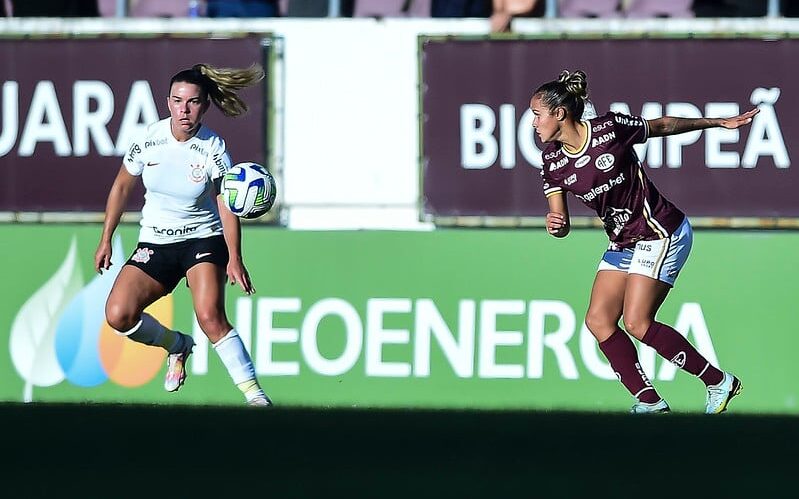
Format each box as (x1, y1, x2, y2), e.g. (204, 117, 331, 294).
(647, 107, 759, 137)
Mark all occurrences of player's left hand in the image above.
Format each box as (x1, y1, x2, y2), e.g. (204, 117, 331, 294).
(719, 107, 760, 129)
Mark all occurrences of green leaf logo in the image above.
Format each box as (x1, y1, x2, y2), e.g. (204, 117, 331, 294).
(9, 237, 84, 402)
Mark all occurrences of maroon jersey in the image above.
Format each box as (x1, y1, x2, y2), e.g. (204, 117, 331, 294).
(540, 111, 685, 249)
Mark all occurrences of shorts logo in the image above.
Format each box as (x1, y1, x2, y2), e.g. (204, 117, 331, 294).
(574, 156, 591, 169)
(189, 164, 205, 183)
(595, 153, 615, 172)
(132, 247, 154, 264)
(670, 351, 687, 368)
(195, 252, 212, 259)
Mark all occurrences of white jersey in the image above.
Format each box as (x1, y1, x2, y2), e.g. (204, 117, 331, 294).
(123, 118, 232, 244)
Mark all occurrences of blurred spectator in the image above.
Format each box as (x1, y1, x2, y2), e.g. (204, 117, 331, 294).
(130, 0, 195, 17)
(206, 0, 279, 16)
(490, 0, 541, 32)
(558, 0, 621, 18)
(692, 0, 767, 17)
(353, 0, 428, 18)
(623, 0, 693, 18)
(9, 0, 99, 16)
(431, 0, 492, 17)
(280, 0, 354, 17)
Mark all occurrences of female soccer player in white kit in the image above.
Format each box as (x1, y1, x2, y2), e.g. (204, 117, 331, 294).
(94, 63, 271, 406)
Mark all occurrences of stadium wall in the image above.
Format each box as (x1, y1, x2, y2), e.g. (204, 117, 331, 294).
(3, 224, 796, 413)
(1, 17, 799, 230)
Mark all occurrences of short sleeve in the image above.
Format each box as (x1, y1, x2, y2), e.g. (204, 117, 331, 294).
(122, 139, 144, 176)
(540, 146, 563, 198)
(208, 137, 232, 180)
(610, 112, 649, 146)
(541, 168, 562, 198)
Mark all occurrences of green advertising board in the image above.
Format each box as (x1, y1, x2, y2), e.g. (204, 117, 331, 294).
(1, 224, 796, 413)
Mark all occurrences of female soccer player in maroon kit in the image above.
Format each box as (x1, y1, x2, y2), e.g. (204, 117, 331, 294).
(532, 70, 758, 413)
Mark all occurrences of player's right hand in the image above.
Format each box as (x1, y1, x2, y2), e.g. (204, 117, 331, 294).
(546, 212, 568, 236)
(95, 242, 112, 274)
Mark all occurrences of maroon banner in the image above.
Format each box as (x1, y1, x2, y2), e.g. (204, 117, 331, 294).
(0, 37, 265, 212)
(421, 38, 797, 220)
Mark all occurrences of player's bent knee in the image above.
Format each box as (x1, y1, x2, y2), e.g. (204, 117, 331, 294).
(105, 305, 141, 335)
(584, 314, 615, 340)
(622, 319, 649, 340)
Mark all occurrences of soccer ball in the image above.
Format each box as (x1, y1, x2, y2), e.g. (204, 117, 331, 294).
(221, 162, 277, 219)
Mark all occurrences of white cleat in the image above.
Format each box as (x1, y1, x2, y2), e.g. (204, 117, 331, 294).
(705, 372, 743, 414)
(631, 399, 670, 414)
(247, 395, 273, 407)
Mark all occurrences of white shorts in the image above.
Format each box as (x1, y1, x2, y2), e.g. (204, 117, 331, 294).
(597, 217, 693, 286)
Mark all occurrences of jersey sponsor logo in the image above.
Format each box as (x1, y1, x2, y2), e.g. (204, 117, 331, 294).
(190, 143, 206, 155)
(575, 171, 625, 203)
(152, 225, 198, 237)
(213, 154, 227, 173)
(595, 153, 615, 172)
(592, 120, 613, 133)
(613, 115, 642, 127)
(549, 157, 568, 171)
(564, 173, 577, 185)
(543, 150, 560, 161)
(574, 156, 591, 169)
(132, 247, 154, 264)
(126, 143, 141, 163)
(195, 252, 212, 259)
(591, 131, 616, 148)
(602, 207, 632, 236)
(144, 138, 168, 148)
(189, 164, 205, 183)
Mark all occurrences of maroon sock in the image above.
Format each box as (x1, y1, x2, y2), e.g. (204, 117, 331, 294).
(599, 328, 661, 404)
(640, 321, 723, 386)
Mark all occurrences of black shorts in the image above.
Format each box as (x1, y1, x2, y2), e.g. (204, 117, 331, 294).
(124, 235, 229, 292)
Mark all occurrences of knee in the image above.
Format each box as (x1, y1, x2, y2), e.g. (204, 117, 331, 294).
(105, 300, 140, 333)
(622, 317, 652, 340)
(195, 310, 230, 342)
(584, 310, 616, 341)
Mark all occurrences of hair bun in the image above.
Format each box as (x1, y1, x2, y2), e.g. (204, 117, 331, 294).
(557, 70, 588, 99)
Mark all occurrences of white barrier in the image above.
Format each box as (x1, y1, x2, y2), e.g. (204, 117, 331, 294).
(1, 17, 798, 229)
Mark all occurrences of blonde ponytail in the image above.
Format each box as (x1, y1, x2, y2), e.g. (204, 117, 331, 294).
(193, 63, 265, 118)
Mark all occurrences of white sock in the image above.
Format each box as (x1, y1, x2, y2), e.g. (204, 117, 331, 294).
(118, 313, 184, 353)
(213, 329, 265, 401)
